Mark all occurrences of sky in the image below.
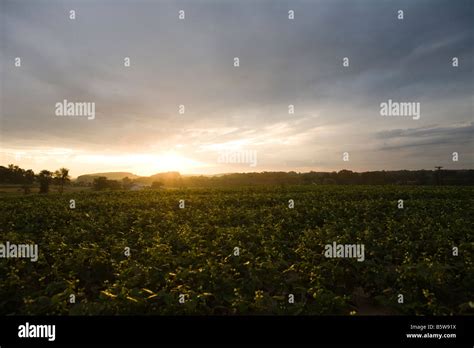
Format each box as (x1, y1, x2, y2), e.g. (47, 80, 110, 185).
(1, 0, 473, 177)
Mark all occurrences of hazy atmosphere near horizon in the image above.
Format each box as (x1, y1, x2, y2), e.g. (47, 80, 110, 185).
(1, 0, 473, 177)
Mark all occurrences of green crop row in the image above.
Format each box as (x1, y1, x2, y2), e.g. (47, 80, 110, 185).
(0, 185, 472, 315)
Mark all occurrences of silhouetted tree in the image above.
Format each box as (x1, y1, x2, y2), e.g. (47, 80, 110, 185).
(93, 177, 121, 191)
(122, 177, 133, 190)
(54, 168, 70, 193)
(21, 169, 35, 194)
(38, 170, 52, 194)
(151, 181, 164, 189)
(93, 177, 108, 191)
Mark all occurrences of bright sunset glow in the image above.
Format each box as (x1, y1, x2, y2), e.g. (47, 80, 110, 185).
(1, 148, 209, 177)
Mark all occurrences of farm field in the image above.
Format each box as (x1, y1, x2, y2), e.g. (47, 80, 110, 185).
(0, 185, 472, 315)
(0, 184, 90, 196)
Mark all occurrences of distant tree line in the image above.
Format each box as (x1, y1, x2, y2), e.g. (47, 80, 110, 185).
(2, 165, 473, 193)
(176, 169, 474, 187)
(92, 177, 123, 191)
(0, 164, 70, 194)
(116, 169, 474, 187)
(89, 176, 164, 190)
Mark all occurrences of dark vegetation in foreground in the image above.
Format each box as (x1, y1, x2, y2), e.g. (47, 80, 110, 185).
(0, 186, 472, 315)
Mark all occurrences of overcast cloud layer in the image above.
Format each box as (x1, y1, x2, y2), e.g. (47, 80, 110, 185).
(1, 0, 473, 176)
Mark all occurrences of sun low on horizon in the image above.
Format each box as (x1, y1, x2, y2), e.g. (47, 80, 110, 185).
(0, 148, 215, 177)
(72, 151, 210, 177)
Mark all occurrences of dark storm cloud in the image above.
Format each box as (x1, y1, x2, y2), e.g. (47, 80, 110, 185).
(377, 122, 474, 140)
(376, 122, 474, 150)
